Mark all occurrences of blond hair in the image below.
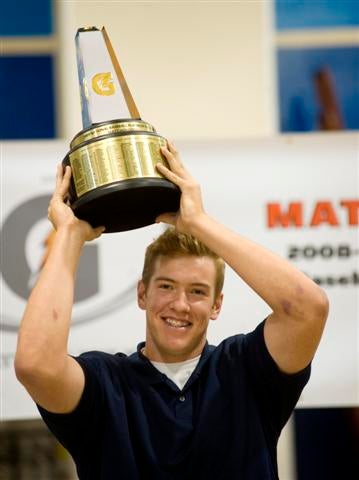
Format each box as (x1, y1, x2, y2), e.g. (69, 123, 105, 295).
(142, 227, 225, 298)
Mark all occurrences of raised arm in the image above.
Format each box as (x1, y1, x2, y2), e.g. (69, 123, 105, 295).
(15, 165, 104, 412)
(156, 142, 329, 374)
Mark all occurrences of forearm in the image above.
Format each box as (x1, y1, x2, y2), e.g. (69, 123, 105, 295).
(188, 213, 327, 319)
(15, 226, 85, 376)
(157, 143, 328, 372)
(157, 142, 327, 321)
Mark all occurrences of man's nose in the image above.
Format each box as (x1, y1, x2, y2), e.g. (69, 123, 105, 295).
(170, 291, 190, 312)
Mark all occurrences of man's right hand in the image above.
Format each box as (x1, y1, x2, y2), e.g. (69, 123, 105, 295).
(48, 164, 104, 243)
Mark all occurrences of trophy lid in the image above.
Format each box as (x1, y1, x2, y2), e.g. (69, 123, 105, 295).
(75, 26, 140, 128)
(77, 26, 100, 32)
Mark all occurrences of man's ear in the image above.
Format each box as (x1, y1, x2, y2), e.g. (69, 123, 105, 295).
(137, 280, 147, 310)
(210, 293, 223, 320)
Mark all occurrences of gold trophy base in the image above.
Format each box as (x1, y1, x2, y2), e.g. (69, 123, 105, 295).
(63, 119, 180, 232)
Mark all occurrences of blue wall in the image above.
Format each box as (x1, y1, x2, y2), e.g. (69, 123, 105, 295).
(0, 1, 56, 139)
(0, 0, 53, 36)
(276, 0, 359, 30)
(276, 0, 359, 132)
(277, 46, 359, 131)
(0, 56, 56, 139)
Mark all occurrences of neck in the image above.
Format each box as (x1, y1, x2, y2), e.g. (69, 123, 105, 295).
(141, 344, 205, 363)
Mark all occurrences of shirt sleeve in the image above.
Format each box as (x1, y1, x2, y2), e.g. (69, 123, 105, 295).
(242, 319, 311, 435)
(37, 351, 107, 457)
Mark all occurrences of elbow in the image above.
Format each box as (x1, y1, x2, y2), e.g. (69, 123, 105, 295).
(15, 329, 67, 384)
(14, 359, 31, 386)
(302, 285, 329, 330)
(14, 354, 35, 386)
(288, 284, 329, 327)
(313, 286, 329, 323)
(14, 351, 42, 385)
(14, 337, 37, 382)
(14, 349, 64, 387)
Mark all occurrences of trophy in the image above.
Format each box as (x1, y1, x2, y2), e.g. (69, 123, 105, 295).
(62, 27, 180, 232)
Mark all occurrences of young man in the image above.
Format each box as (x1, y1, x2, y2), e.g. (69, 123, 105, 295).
(15, 142, 328, 479)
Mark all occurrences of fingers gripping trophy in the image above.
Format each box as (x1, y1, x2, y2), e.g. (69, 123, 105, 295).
(63, 27, 180, 233)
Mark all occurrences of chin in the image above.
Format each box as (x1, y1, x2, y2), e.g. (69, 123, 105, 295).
(162, 340, 200, 359)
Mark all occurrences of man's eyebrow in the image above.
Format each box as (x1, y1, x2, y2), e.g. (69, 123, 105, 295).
(154, 277, 211, 289)
(153, 276, 175, 283)
(189, 282, 211, 290)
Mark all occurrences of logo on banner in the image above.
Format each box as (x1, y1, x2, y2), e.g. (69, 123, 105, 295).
(0, 195, 136, 332)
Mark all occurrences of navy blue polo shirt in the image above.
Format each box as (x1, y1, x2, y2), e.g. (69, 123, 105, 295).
(38, 320, 310, 479)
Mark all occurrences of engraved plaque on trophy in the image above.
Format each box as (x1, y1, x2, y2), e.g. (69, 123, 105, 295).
(62, 26, 180, 232)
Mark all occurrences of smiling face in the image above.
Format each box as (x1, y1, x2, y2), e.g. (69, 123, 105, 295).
(137, 255, 223, 363)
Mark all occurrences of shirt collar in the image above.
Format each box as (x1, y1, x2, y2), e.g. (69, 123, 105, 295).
(127, 341, 215, 386)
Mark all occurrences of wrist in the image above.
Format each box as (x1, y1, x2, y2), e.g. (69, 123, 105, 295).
(43, 224, 87, 275)
(55, 222, 88, 246)
(183, 212, 211, 237)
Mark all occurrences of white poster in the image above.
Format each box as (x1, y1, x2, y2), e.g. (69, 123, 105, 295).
(1, 133, 358, 420)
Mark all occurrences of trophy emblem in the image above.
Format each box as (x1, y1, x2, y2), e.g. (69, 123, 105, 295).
(62, 27, 180, 232)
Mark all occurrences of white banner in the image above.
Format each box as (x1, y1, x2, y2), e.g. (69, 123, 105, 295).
(1, 133, 358, 420)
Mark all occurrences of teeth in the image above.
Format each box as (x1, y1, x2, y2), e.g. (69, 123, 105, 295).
(165, 318, 190, 328)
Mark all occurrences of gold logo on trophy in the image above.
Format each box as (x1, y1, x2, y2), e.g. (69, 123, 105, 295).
(92, 72, 115, 96)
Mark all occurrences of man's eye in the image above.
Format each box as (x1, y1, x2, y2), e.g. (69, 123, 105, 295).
(191, 289, 205, 296)
(159, 283, 172, 290)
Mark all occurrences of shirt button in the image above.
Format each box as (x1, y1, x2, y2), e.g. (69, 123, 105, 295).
(179, 395, 186, 402)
